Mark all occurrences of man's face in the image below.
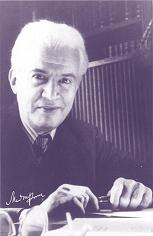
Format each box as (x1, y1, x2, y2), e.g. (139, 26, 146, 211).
(12, 47, 81, 133)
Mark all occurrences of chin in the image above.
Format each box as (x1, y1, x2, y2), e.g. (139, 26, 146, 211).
(36, 120, 63, 131)
(31, 113, 66, 131)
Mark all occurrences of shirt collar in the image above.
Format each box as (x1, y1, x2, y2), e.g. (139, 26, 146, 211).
(22, 120, 56, 144)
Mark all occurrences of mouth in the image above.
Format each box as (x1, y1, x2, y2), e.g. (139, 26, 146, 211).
(38, 106, 62, 113)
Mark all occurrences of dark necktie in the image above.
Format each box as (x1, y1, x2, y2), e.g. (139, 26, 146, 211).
(33, 134, 52, 158)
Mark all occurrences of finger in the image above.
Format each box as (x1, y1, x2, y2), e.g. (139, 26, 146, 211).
(79, 193, 89, 209)
(60, 184, 71, 192)
(51, 192, 73, 210)
(60, 185, 89, 210)
(119, 180, 138, 209)
(61, 187, 88, 209)
(73, 197, 85, 214)
(83, 194, 90, 209)
(139, 188, 153, 209)
(62, 185, 99, 210)
(109, 178, 124, 209)
(85, 187, 99, 210)
(129, 183, 146, 209)
(79, 195, 86, 207)
(61, 184, 84, 197)
(58, 194, 73, 205)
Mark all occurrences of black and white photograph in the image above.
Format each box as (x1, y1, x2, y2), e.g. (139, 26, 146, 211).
(0, 0, 153, 235)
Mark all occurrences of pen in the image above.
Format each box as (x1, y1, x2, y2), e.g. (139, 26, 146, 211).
(98, 196, 111, 210)
(98, 195, 110, 202)
(66, 212, 73, 230)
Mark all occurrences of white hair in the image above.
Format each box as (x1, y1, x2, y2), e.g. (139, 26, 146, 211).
(11, 20, 88, 76)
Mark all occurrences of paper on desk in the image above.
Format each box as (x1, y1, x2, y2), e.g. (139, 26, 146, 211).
(43, 209, 153, 235)
(93, 208, 153, 218)
(66, 217, 153, 232)
(44, 217, 153, 235)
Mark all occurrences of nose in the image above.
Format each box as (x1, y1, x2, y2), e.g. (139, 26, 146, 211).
(42, 79, 59, 100)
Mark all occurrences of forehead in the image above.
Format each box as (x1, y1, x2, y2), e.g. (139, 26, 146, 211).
(18, 46, 80, 74)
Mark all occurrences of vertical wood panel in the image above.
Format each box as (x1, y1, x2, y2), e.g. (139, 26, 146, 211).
(71, 57, 149, 162)
(96, 67, 103, 133)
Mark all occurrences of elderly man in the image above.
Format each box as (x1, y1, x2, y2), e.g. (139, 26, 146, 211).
(1, 20, 152, 217)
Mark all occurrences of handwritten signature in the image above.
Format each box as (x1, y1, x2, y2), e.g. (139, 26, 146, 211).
(6, 191, 45, 206)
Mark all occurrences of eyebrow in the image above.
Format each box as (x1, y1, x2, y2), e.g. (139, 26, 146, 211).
(31, 69, 48, 74)
(31, 70, 76, 79)
(62, 73, 76, 79)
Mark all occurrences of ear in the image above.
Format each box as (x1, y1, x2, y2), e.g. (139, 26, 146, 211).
(8, 69, 17, 94)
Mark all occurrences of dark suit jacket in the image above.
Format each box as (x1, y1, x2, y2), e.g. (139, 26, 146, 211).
(1, 103, 151, 209)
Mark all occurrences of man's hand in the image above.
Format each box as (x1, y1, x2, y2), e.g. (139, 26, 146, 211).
(40, 184, 99, 214)
(108, 177, 153, 209)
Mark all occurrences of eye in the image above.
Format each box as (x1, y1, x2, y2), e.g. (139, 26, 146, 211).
(32, 73, 47, 81)
(60, 78, 72, 85)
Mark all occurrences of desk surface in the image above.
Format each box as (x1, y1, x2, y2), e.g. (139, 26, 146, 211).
(1, 208, 153, 235)
(69, 217, 153, 232)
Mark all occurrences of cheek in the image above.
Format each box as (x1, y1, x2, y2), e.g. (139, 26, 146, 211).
(17, 87, 42, 110)
(63, 89, 77, 107)
(17, 93, 31, 111)
(16, 76, 40, 97)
